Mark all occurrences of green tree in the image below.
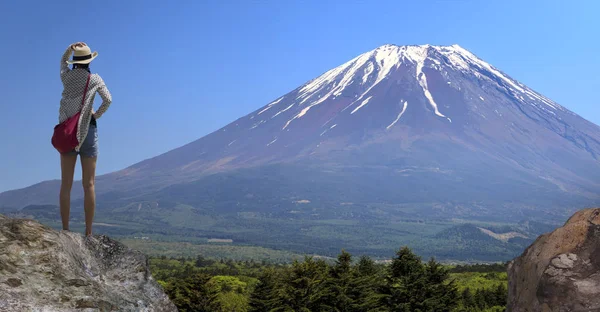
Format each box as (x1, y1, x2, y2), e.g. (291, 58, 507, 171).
(323, 250, 354, 311)
(461, 287, 475, 308)
(249, 268, 278, 312)
(475, 288, 487, 310)
(206, 275, 250, 312)
(163, 272, 212, 312)
(422, 258, 459, 310)
(350, 256, 387, 312)
(383, 246, 426, 311)
(271, 256, 329, 311)
(493, 284, 507, 307)
(356, 255, 378, 276)
(383, 246, 458, 312)
(195, 255, 214, 267)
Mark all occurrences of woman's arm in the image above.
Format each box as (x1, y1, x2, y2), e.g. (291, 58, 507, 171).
(93, 76, 112, 119)
(61, 43, 86, 79)
(60, 46, 72, 78)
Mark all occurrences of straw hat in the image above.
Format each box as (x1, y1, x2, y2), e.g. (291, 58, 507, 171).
(67, 45, 98, 64)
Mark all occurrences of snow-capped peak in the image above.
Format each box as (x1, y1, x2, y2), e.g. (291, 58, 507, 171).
(281, 44, 455, 128)
(260, 43, 563, 131)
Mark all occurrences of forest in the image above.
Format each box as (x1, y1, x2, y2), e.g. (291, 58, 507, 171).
(150, 247, 508, 311)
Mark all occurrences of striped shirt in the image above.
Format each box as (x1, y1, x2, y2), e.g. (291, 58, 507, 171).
(59, 47, 112, 151)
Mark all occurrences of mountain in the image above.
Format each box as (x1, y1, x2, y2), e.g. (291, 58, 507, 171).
(2, 44, 599, 260)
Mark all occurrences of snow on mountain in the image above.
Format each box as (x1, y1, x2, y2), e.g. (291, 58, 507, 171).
(249, 44, 564, 134)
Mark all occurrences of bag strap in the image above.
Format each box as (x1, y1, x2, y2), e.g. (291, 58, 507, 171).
(80, 74, 91, 111)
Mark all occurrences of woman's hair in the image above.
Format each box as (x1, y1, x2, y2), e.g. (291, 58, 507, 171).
(73, 63, 91, 72)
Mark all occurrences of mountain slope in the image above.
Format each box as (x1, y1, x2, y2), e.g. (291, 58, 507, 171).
(2, 44, 598, 211)
(1, 44, 599, 260)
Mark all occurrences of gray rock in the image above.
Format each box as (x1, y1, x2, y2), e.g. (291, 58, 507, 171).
(0, 214, 177, 311)
(508, 208, 600, 312)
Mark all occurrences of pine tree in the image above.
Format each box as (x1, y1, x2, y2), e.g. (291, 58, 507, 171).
(384, 246, 426, 311)
(249, 268, 278, 312)
(422, 257, 458, 311)
(389, 247, 424, 279)
(270, 257, 329, 311)
(164, 272, 213, 312)
(493, 283, 507, 307)
(350, 256, 387, 312)
(461, 287, 475, 308)
(323, 250, 354, 311)
(195, 255, 213, 267)
(383, 247, 458, 312)
(356, 255, 378, 276)
(475, 288, 487, 310)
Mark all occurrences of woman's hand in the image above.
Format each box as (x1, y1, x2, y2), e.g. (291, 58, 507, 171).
(70, 42, 87, 50)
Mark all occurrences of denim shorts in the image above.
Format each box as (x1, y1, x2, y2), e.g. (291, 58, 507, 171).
(67, 125, 98, 158)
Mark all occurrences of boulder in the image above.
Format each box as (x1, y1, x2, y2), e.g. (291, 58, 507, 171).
(508, 208, 600, 311)
(0, 214, 177, 311)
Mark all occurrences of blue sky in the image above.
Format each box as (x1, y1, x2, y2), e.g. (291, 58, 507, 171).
(0, 0, 598, 192)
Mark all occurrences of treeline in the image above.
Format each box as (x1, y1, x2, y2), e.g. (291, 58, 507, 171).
(150, 247, 507, 312)
(449, 263, 507, 273)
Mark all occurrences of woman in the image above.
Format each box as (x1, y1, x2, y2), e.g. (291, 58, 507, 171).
(59, 42, 112, 236)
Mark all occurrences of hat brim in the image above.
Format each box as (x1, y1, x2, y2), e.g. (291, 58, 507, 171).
(67, 51, 98, 64)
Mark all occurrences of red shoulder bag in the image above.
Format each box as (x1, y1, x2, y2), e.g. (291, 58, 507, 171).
(52, 74, 91, 153)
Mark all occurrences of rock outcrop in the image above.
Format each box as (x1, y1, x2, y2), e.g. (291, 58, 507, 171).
(508, 208, 600, 311)
(0, 214, 177, 311)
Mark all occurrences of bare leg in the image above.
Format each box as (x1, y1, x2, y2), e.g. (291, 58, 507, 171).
(81, 156, 97, 236)
(60, 154, 78, 231)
